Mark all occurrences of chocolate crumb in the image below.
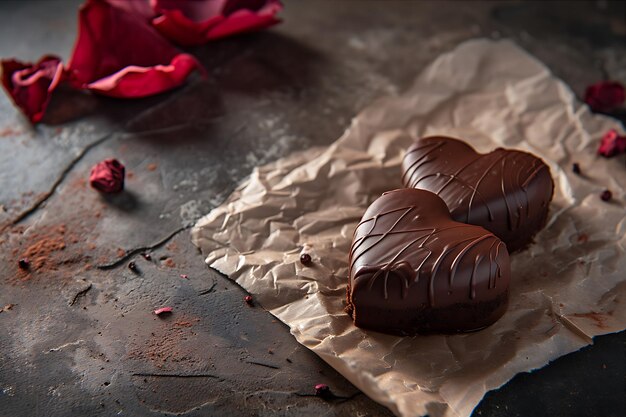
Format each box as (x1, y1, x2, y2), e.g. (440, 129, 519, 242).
(300, 253, 312, 265)
(572, 163, 581, 175)
(600, 189, 612, 201)
(128, 261, 138, 272)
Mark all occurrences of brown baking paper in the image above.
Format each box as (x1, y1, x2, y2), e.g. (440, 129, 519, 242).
(191, 39, 626, 417)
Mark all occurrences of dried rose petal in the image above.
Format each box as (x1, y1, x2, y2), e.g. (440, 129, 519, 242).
(67, 0, 203, 98)
(600, 190, 612, 202)
(314, 383, 330, 396)
(90, 159, 126, 193)
(585, 81, 625, 113)
(1, 55, 64, 123)
(180, 274, 188, 279)
(154, 306, 173, 315)
(152, 0, 283, 46)
(597, 129, 626, 158)
(18, 258, 30, 270)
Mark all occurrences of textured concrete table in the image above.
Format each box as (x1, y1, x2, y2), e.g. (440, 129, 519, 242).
(0, 1, 624, 416)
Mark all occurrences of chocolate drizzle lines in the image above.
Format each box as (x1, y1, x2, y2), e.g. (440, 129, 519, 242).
(402, 137, 554, 252)
(350, 202, 504, 307)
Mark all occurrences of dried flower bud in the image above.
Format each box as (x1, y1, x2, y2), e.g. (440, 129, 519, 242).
(600, 190, 612, 202)
(300, 253, 312, 265)
(585, 81, 625, 113)
(90, 159, 125, 193)
(314, 383, 330, 396)
(18, 258, 30, 270)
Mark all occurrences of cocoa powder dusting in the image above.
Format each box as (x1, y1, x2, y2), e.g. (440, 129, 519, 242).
(572, 312, 610, 329)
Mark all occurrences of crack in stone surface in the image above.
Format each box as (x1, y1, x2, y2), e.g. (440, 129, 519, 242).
(68, 282, 92, 306)
(246, 360, 281, 370)
(96, 226, 190, 270)
(2, 132, 115, 232)
(131, 372, 221, 379)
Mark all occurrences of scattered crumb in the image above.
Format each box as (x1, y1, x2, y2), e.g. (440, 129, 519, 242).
(0, 304, 15, 313)
(147, 163, 158, 171)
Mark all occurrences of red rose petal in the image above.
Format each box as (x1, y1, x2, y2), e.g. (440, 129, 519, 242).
(68, 0, 203, 98)
(585, 81, 625, 113)
(597, 129, 626, 158)
(154, 306, 173, 315)
(206, 1, 282, 40)
(107, 0, 154, 20)
(152, 9, 224, 46)
(151, 0, 282, 46)
(0, 55, 63, 123)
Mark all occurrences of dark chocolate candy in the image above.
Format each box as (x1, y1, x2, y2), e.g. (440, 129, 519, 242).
(347, 189, 510, 335)
(402, 136, 554, 252)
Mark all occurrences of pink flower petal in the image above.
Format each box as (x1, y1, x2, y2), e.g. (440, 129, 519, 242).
(152, 10, 224, 46)
(1, 55, 63, 123)
(206, 1, 282, 40)
(151, 0, 282, 46)
(154, 306, 173, 315)
(68, 0, 203, 98)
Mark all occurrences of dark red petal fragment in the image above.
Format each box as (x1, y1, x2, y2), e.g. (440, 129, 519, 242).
(600, 190, 612, 202)
(597, 129, 626, 158)
(1, 55, 63, 123)
(585, 81, 625, 113)
(151, 0, 282, 46)
(68, 0, 202, 98)
(314, 383, 330, 396)
(90, 159, 126, 194)
(154, 306, 173, 315)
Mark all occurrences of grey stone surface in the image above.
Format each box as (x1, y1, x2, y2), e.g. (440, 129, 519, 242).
(0, 1, 624, 417)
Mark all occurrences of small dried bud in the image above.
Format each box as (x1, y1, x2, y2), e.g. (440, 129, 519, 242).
(18, 258, 30, 270)
(314, 383, 330, 396)
(600, 190, 612, 202)
(300, 253, 312, 265)
(90, 159, 125, 193)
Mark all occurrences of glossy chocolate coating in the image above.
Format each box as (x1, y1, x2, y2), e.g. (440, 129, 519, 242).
(347, 189, 510, 334)
(402, 136, 554, 252)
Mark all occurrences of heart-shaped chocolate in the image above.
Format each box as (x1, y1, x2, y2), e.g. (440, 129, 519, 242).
(347, 189, 510, 335)
(402, 136, 554, 252)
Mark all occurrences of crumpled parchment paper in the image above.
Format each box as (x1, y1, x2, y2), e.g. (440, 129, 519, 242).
(191, 39, 626, 417)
